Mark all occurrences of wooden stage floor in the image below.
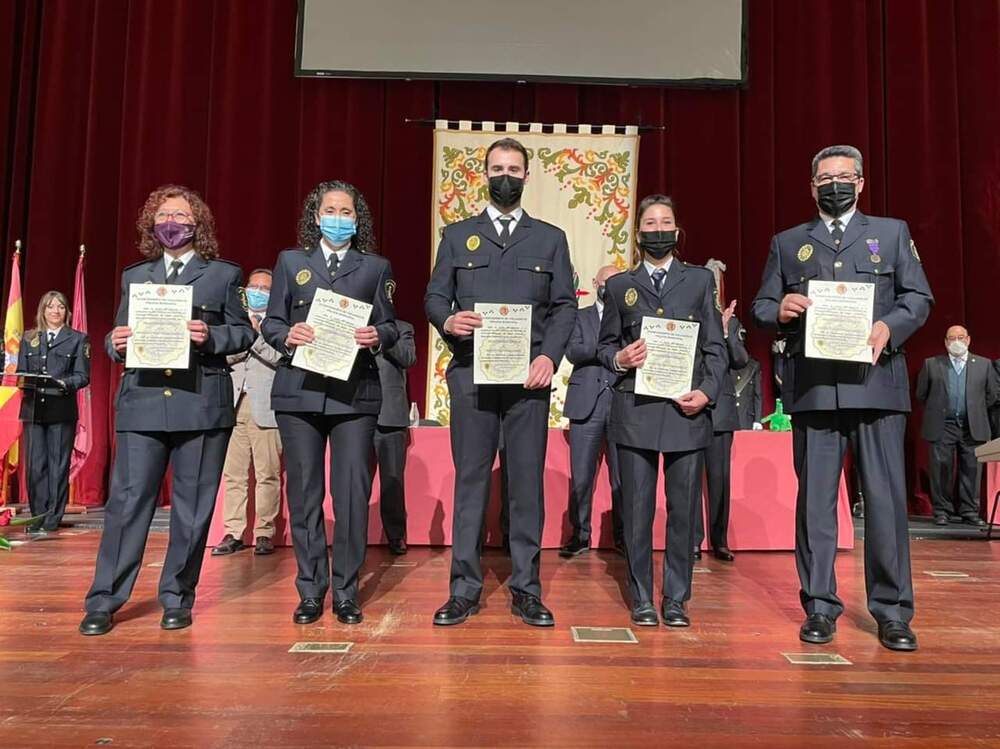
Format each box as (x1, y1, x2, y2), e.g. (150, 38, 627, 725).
(2, 530, 999, 748)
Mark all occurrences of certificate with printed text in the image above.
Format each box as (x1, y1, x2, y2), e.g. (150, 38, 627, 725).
(473, 303, 531, 385)
(292, 288, 372, 380)
(634, 317, 699, 400)
(126, 283, 192, 369)
(805, 280, 874, 363)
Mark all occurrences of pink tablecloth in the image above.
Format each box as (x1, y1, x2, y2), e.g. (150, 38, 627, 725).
(987, 463, 1000, 523)
(209, 428, 854, 552)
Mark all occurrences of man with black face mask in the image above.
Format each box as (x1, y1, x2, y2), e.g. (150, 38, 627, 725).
(752, 145, 934, 652)
(425, 137, 577, 627)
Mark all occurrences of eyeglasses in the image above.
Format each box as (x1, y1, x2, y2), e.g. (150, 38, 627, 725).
(154, 210, 194, 223)
(813, 172, 861, 186)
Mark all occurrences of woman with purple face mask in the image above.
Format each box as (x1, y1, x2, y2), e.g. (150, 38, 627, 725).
(79, 185, 254, 637)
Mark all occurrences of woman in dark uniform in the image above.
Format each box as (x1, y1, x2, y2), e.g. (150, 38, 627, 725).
(18, 291, 90, 533)
(263, 180, 398, 626)
(597, 195, 727, 628)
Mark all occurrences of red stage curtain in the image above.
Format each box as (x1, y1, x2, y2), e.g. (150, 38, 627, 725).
(1, 0, 998, 510)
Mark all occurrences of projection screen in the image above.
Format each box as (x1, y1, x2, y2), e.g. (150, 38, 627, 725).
(296, 0, 746, 86)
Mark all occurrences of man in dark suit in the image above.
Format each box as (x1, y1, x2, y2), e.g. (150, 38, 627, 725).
(80, 186, 254, 636)
(560, 264, 624, 557)
(916, 325, 998, 526)
(694, 299, 749, 561)
(425, 137, 577, 627)
(752, 145, 933, 652)
(732, 356, 762, 430)
(375, 319, 416, 554)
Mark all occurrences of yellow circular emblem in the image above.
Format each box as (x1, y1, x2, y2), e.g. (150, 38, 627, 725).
(466, 235, 481, 252)
(624, 288, 638, 307)
(295, 269, 312, 286)
(870, 254, 881, 264)
(30, 336, 39, 348)
(797, 244, 814, 262)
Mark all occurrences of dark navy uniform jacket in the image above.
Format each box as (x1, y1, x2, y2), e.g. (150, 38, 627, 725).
(424, 209, 577, 368)
(262, 247, 398, 416)
(107, 255, 254, 432)
(710, 316, 750, 433)
(18, 327, 90, 423)
(752, 212, 934, 413)
(564, 303, 616, 421)
(597, 261, 727, 453)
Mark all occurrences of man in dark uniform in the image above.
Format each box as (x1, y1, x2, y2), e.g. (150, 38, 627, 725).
(425, 137, 577, 627)
(80, 186, 253, 636)
(375, 319, 417, 554)
(694, 299, 749, 561)
(732, 355, 762, 431)
(752, 145, 933, 651)
(560, 264, 625, 557)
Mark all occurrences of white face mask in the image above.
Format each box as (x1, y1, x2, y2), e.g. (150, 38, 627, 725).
(947, 340, 968, 357)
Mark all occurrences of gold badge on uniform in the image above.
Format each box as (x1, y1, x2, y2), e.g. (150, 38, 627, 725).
(624, 288, 638, 307)
(385, 279, 396, 303)
(466, 235, 481, 252)
(30, 336, 39, 348)
(295, 269, 311, 285)
(910, 239, 921, 262)
(797, 244, 813, 262)
(238, 288, 249, 310)
(84, 342, 91, 359)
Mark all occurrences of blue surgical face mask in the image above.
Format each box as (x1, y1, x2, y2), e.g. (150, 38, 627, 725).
(245, 288, 270, 310)
(319, 215, 356, 246)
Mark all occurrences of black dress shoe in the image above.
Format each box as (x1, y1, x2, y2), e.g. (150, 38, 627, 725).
(878, 620, 918, 651)
(661, 599, 690, 627)
(713, 547, 735, 562)
(293, 598, 324, 624)
(433, 596, 480, 625)
(933, 514, 949, 526)
(334, 599, 363, 625)
(948, 513, 964, 524)
(559, 536, 589, 558)
(962, 513, 986, 527)
(160, 608, 192, 630)
(254, 537, 274, 555)
(799, 613, 836, 644)
(511, 592, 555, 627)
(388, 538, 408, 555)
(692, 548, 702, 561)
(211, 534, 246, 556)
(79, 611, 113, 636)
(631, 602, 659, 627)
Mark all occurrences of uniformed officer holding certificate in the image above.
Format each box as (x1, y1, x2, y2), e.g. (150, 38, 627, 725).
(752, 145, 933, 652)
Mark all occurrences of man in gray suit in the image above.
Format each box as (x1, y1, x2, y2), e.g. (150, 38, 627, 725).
(916, 325, 998, 526)
(374, 319, 416, 555)
(561, 264, 625, 558)
(425, 137, 577, 627)
(213, 269, 284, 556)
(752, 145, 933, 651)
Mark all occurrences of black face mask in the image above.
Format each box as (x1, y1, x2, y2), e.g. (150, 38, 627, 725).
(488, 174, 524, 210)
(816, 181, 856, 218)
(638, 230, 677, 260)
(596, 285, 607, 303)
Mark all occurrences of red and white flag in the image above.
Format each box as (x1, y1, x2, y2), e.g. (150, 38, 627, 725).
(69, 247, 91, 482)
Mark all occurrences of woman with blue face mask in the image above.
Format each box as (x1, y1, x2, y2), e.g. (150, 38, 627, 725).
(261, 181, 399, 627)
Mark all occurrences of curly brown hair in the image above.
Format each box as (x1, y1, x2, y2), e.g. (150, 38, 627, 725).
(136, 184, 220, 260)
(296, 181, 377, 254)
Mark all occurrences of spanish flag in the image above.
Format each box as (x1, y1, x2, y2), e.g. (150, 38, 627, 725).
(0, 244, 24, 503)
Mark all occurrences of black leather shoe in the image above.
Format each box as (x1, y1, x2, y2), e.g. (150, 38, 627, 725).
(631, 602, 659, 626)
(559, 536, 589, 558)
(160, 608, 192, 630)
(79, 611, 113, 636)
(692, 548, 702, 561)
(799, 613, 836, 644)
(253, 536, 274, 555)
(433, 596, 480, 625)
(878, 620, 918, 651)
(661, 599, 690, 627)
(211, 534, 246, 556)
(962, 513, 986, 527)
(713, 547, 735, 562)
(933, 514, 949, 526)
(511, 592, 555, 627)
(334, 599, 363, 625)
(948, 513, 964, 524)
(388, 538, 408, 555)
(293, 598, 324, 624)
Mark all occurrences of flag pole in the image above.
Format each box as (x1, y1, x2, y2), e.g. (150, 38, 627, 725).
(67, 244, 89, 515)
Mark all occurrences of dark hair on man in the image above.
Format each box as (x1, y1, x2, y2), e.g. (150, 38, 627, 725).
(484, 137, 529, 172)
(811, 145, 864, 179)
(296, 180, 377, 254)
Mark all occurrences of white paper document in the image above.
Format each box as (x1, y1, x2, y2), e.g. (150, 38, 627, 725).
(292, 288, 373, 380)
(126, 283, 192, 369)
(634, 317, 699, 400)
(805, 280, 875, 363)
(473, 303, 532, 385)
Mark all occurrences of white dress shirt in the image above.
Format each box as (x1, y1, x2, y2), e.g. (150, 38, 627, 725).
(820, 206, 857, 236)
(486, 204, 523, 238)
(163, 249, 196, 276)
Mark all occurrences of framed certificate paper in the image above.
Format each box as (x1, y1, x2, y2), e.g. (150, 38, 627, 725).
(292, 288, 373, 381)
(473, 303, 531, 385)
(634, 317, 699, 400)
(126, 283, 192, 369)
(805, 280, 875, 363)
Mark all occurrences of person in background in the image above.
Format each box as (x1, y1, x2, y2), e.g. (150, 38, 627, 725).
(212, 269, 284, 556)
(732, 355, 762, 431)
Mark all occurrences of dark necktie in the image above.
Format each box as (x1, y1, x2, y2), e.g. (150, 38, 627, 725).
(328, 252, 340, 278)
(652, 267, 667, 293)
(166, 259, 183, 284)
(47, 331, 55, 346)
(831, 218, 843, 248)
(498, 216, 513, 247)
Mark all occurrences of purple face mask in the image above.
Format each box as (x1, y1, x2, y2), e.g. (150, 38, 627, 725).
(154, 221, 196, 250)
